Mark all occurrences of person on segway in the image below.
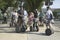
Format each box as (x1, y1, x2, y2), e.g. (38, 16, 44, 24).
(45, 7, 54, 35)
(16, 6, 27, 32)
(33, 9, 39, 31)
(28, 12, 34, 31)
(39, 10, 44, 26)
(10, 9, 17, 27)
(45, 7, 54, 28)
(3, 12, 7, 24)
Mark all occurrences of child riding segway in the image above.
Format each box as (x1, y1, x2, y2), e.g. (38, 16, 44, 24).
(28, 9, 39, 32)
(28, 12, 34, 31)
(39, 11, 44, 26)
(33, 9, 39, 32)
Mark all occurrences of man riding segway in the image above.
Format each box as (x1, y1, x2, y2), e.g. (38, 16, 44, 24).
(45, 7, 54, 36)
(16, 6, 27, 33)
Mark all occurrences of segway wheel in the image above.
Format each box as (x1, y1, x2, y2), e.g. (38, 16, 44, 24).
(10, 23, 12, 27)
(45, 28, 52, 36)
(36, 26, 39, 32)
(24, 25, 27, 31)
(21, 26, 26, 32)
(15, 26, 20, 33)
(30, 26, 33, 31)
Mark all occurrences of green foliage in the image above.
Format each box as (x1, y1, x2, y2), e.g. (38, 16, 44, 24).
(53, 11, 57, 18)
(0, 0, 18, 13)
(0, 0, 44, 12)
(24, 0, 44, 11)
(53, 9, 60, 19)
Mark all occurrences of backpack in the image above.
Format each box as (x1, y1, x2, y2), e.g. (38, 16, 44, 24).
(50, 13, 53, 20)
(45, 28, 54, 36)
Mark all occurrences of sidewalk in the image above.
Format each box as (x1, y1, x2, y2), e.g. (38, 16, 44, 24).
(0, 33, 27, 40)
(0, 23, 56, 40)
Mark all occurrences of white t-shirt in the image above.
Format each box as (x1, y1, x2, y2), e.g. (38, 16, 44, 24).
(11, 12, 18, 22)
(24, 10, 28, 16)
(11, 11, 18, 18)
(11, 11, 15, 17)
(46, 9, 53, 19)
(23, 10, 28, 21)
(4, 13, 7, 17)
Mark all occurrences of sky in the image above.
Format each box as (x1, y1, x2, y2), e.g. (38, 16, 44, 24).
(42, 0, 60, 9)
(51, 0, 60, 8)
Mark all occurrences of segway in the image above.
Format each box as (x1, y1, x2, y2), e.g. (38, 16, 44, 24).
(45, 28, 54, 36)
(20, 18, 27, 32)
(39, 17, 44, 26)
(15, 24, 20, 33)
(10, 15, 15, 27)
(10, 19, 16, 27)
(45, 20, 54, 36)
(33, 19, 39, 32)
(33, 23, 39, 32)
(15, 24, 26, 33)
(15, 19, 27, 33)
(21, 25, 26, 32)
(10, 23, 12, 27)
(30, 26, 33, 31)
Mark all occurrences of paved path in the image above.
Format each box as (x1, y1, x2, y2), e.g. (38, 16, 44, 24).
(0, 24, 27, 40)
(0, 21, 60, 40)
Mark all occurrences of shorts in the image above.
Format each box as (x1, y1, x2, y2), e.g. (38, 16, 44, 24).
(45, 19, 51, 26)
(34, 18, 39, 22)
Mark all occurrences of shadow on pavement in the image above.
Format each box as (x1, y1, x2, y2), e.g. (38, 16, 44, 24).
(27, 32, 48, 36)
(55, 30, 60, 32)
(0, 26, 10, 28)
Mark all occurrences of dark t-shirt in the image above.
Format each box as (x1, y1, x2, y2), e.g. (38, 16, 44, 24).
(17, 10, 24, 18)
(34, 11, 38, 18)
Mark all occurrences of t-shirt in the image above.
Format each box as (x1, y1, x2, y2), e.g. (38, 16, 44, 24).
(23, 10, 28, 20)
(39, 12, 44, 17)
(17, 10, 24, 15)
(17, 9, 24, 18)
(29, 15, 34, 21)
(34, 11, 38, 18)
(24, 10, 28, 16)
(46, 9, 53, 20)
(4, 13, 7, 17)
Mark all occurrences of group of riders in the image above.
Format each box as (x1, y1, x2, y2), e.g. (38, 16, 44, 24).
(10, 6, 54, 33)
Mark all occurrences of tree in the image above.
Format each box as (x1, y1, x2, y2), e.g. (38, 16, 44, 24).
(0, 0, 44, 13)
(0, 0, 18, 13)
(24, 0, 44, 12)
